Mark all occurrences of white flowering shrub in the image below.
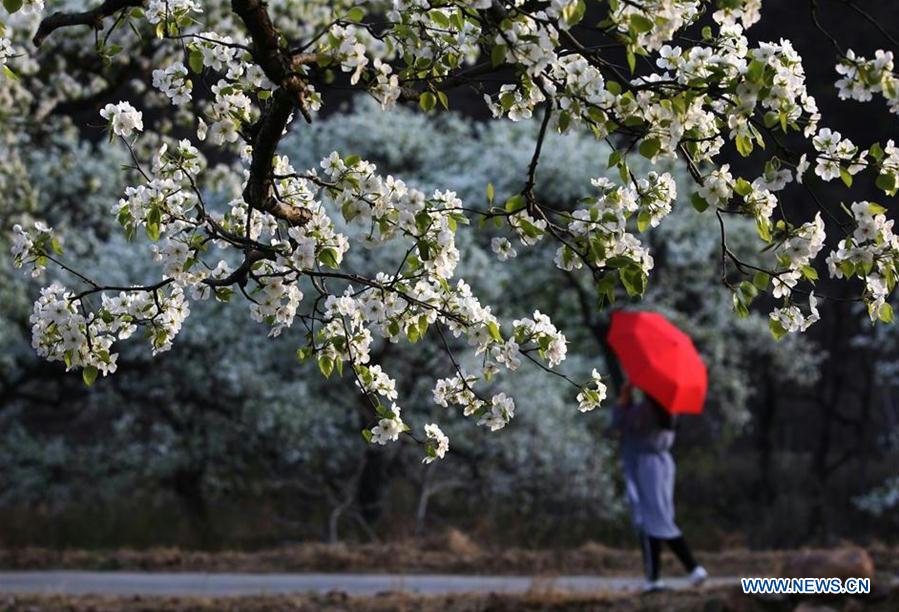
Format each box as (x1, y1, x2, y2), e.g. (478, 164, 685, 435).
(2, 0, 897, 467)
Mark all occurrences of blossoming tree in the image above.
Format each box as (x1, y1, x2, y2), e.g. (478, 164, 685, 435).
(4, 0, 899, 463)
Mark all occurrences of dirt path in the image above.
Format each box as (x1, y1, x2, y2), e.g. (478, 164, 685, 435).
(0, 571, 737, 597)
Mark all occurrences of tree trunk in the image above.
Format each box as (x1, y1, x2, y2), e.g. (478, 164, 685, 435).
(755, 366, 777, 509)
(172, 468, 214, 548)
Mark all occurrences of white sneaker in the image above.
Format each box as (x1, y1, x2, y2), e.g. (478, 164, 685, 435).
(642, 579, 668, 592)
(688, 565, 708, 586)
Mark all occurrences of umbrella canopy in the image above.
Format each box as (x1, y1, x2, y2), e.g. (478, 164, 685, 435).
(606, 310, 707, 415)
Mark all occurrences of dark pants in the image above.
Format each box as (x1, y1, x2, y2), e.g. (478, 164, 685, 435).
(639, 531, 698, 581)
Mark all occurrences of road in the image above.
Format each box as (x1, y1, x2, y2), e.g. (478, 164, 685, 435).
(0, 571, 738, 597)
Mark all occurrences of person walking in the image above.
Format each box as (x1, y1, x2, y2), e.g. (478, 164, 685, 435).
(611, 380, 708, 591)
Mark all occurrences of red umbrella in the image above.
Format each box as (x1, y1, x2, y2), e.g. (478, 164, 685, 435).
(606, 310, 707, 415)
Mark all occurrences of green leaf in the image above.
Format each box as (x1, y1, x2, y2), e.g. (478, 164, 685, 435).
(1, 65, 17, 80)
(732, 292, 749, 318)
(769, 317, 787, 340)
(636, 210, 651, 232)
(487, 321, 502, 342)
(318, 247, 339, 269)
(629, 14, 653, 33)
(486, 182, 495, 204)
(419, 91, 436, 112)
(626, 49, 636, 74)
(362, 429, 373, 443)
(388, 320, 400, 337)
(607, 149, 622, 169)
(345, 6, 365, 22)
(3, 0, 23, 14)
(618, 159, 630, 184)
(839, 167, 853, 188)
(746, 60, 765, 84)
(638, 137, 661, 160)
(734, 177, 752, 197)
(504, 193, 525, 213)
(879, 302, 894, 323)
(562, 0, 586, 26)
(428, 9, 449, 28)
(318, 356, 334, 378)
(490, 44, 506, 68)
(145, 222, 161, 241)
(691, 192, 709, 212)
(82, 365, 99, 386)
(752, 271, 770, 290)
(738, 280, 758, 301)
(417, 239, 431, 261)
(800, 265, 819, 281)
(735, 134, 753, 157)
(596, 273, 617, 306)
(188, 49, 204, 73)
(839, 260, 855, 278)
(618, 264, 647, 297)
(876, 173, 897, 195)
(756, 218, 772, 243)
(870, 142, 885, 162)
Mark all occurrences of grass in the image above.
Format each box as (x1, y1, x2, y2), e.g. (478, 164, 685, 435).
(3, 585, 898, 612)
(1, 533, 897, 575)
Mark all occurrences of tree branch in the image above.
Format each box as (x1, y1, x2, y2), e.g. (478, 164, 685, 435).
(243, 87, 311, 225)
(231, 0, 313, 226)
(33, 0, 145, 47)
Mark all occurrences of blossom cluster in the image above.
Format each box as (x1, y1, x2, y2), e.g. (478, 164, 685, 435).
(552, 173, 674, 283)
(0, 37, 12, 67)
(28, 281, 190, 384)
(422, 423, 449, 463)
(576, 369, 608, 413)
(812, 128, 865, 184)
(835, 50, 898, 114)
(827, 202, 899, 322)
(99, 102, 144, 139)
(152, 63, 192, 105)
(11, 221, 55, 277)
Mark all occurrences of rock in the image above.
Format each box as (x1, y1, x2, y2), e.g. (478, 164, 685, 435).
(778, 548, 875, 582)
(444, 528, 483, 557)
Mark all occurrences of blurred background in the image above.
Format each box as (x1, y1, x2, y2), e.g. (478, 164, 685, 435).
(2, 1, 899, 559)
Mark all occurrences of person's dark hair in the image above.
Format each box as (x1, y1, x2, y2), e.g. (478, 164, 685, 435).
(646, 394, 675, 430)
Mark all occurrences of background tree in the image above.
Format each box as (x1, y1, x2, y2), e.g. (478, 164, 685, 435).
(3, 0, 899, 549)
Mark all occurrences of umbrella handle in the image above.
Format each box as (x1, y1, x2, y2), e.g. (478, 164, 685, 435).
(617, 379, 632, 405)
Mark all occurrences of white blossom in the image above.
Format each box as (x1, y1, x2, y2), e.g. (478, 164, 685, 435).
(100, 102, 144, 138)
(422, 423, 449, 463)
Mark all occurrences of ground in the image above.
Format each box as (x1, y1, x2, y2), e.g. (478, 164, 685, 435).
(3, 587, 899, 612)
(2, 535, 897, 575)
(2, 537, 898, 611)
